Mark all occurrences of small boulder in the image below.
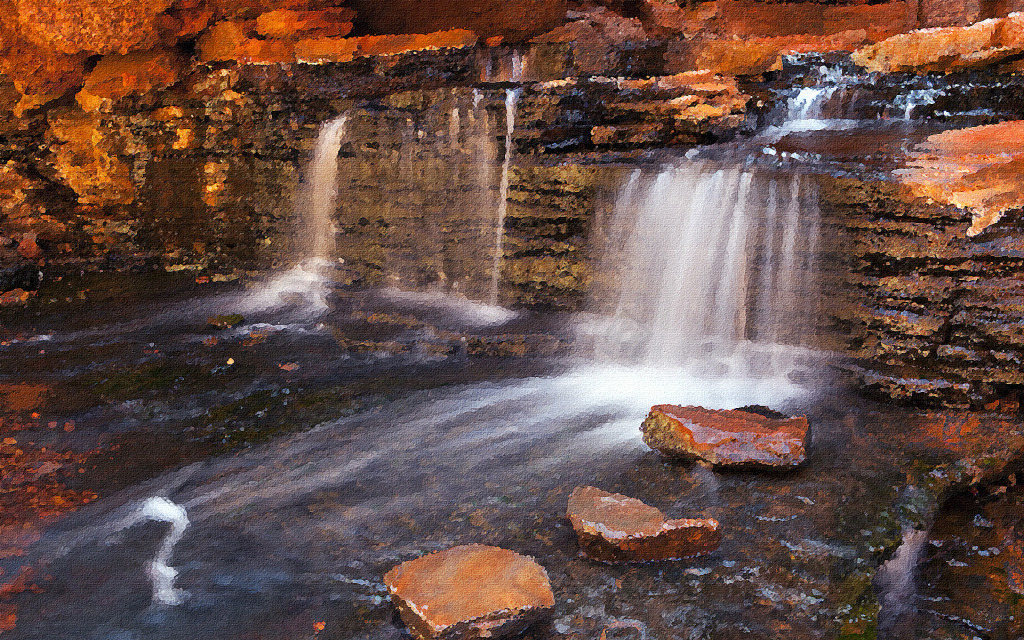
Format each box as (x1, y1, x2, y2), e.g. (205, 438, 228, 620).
(641, 404, 808, 468)
(566, 486, 720, 563)
(383, 544, 555, 640)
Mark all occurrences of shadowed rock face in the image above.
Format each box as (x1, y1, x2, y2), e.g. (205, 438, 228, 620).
(567, 486, 721, 563)
(383, 544, 555, 640)
(641, 405, 809, 468)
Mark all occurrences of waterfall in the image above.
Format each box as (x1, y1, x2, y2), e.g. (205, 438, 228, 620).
(789, 86, 837, 121)
(245, 114, 347, 312)
(301, 114, 347, 262)
(592, 160, 820, 381)
(894, 88, 943, 120)
(490, 88, 520, 305)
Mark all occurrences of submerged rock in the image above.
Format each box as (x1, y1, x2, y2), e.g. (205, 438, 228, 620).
(567, 486, 720, 563)
(207, 314, 244, 329)
(383, 544, 555, 640)
(641, 404, 808, 468)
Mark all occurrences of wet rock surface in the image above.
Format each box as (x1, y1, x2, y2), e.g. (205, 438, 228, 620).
(641, 404, 809, 468)
(7, 354, 1024, 640)
(384, 544, 555, 640)
(566, 486, 720, 563)
(0, 275, 1020, 638)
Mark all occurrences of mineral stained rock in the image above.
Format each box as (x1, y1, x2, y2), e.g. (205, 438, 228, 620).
(641, 404, 808, 468)
(383, 544, 555, 640)
(15, 0, 174, 55)
(897, 120, 1024, 236)
(851, 12, 1024, 74)
(567, 486, 720, 563)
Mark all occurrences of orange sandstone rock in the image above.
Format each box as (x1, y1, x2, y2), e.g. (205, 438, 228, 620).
(650, 0, 915, 41)
(14, 0, 173, 55)
(675, 30, 868, 76)
(567, 486, 720, 563)
(196, 20, 257, 63)
(76, 48, 186, 111)
(851, 13, 1024, 73)
(0, 162, 36, 219)
(201, 25, 477, 65)
(294, 36, 359, 63)
(384, 544, 554, 640)
(48, 111, 136, 206)
(355, 29, 478, 57)
(641, 405, 808, 468)
(255, 8, 355, 39)
(641, 0, 718, 38)
(347, 0, 565, 43)
(897, 120, 1024, 236)
(16, 235, 41, 260)
(0, 19, 87, 103)
(713, 0, 909, 39)
(919, 0, 982, 27)
(296, 29, 477, 64)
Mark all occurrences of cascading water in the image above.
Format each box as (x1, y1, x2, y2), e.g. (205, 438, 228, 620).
(301, 115, 348, 262)
(789, 86, 838, 122)
(245, 114, 347, 312)
(590, 159, 820, 385)
(894, 88, 944, 120)
(490, 87, 520, 305)
(373, 89, 519, 326)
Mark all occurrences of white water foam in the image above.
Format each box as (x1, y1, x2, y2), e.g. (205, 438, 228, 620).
(115, 497, 191, 606)
(244, 114, 348, 313)
(582, 157, 821, 405)
(378, 287, 518, 327)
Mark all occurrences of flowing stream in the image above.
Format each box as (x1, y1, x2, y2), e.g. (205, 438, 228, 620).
(1, 71, 945, 640)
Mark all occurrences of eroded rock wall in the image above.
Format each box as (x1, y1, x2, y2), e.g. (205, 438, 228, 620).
(822, 177, 1024, 407)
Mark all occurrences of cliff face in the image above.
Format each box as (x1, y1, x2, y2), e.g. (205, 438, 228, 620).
(5, 0, 1024, 405)
(822, 152, 1024, 408)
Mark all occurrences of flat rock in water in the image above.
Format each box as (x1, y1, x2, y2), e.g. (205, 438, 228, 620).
(566, 486, 720, 563)
(383, 544, 555, 640)
(641, 404, 808, 468)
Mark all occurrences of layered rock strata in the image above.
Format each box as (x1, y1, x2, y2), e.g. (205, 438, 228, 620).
(897, 120, 1024, 236)
(566, 486, 721, 562)
(851, 12, 1024, 74)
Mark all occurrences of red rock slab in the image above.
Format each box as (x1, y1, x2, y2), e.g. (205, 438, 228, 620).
(670, 30, 869, 76)
(567, 486, 720, 563)
(384, 544, 555, 640)
(641, 405, 808, 468)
